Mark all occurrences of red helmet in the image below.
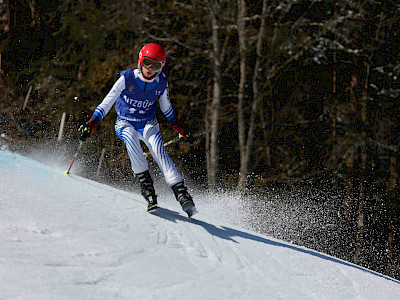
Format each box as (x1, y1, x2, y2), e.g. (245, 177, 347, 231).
(138, 43, 166, 74)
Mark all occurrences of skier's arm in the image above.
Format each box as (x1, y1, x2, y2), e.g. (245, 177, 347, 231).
(91, 76, 126, 123)
(159, 86, 176, 123)
(159, 87, 196, 145)
(78, 76, 125, 141)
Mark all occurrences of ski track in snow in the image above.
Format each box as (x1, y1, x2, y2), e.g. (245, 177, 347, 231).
(0, 150, 399, 300)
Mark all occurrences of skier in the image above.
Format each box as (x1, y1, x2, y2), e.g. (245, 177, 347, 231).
(78, 43, 197, 216)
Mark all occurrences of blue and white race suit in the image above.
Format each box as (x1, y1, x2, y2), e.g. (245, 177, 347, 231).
(91, 69, 182, 186)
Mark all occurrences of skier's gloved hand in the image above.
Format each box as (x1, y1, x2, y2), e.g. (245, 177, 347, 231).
(170, 118, 196, 146)
(78, 118, 97, 142)
(178, 131, 196, 146)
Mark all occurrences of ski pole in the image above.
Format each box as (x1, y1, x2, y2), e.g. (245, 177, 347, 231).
(144, 135, 182, 159)
(65, 141, 84, 176)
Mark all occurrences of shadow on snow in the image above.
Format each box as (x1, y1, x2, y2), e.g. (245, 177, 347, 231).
(151, 207, 400, 285)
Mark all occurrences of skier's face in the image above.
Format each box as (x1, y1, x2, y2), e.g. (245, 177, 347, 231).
(142, 64, 156, 79)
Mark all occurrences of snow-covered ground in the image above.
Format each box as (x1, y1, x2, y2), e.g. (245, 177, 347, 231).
(1, 149, 399, 299)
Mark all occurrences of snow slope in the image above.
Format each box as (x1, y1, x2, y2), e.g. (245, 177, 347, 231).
(1, 150, 399, 300)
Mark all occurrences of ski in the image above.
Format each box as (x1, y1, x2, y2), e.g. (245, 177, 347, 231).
(184, 205, 198, 218)
(147, 203, 160, 212)
(147, 204, 198, 218)
(181, 200, 198, 218)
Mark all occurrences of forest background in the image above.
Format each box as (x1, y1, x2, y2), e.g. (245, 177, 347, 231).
(0, 0, 399, 280)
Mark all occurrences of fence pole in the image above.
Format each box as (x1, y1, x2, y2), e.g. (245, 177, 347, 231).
(96, 148, 106, 177)
(22, 85, 33, 111)
(57, 112, 67, 142)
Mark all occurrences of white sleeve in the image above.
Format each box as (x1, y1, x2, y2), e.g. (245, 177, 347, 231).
(93, 76, 125, 121)
(159, 86, 176, 122)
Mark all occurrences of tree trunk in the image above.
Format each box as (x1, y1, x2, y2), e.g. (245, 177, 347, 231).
(353, 12, 383, 264)
(388, 155, 398, 191)
(27, 0, 37, 26)
(237, 0, 267, 189)
(237, 0, 247, 189)
(206, 0, 222, 190)
(0, 1, 10, 78)
(354, 149, 367, 264)
(332, 51, 337, 137)
(387, 155, 397, 274)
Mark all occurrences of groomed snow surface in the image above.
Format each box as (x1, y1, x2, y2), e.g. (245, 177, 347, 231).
(1, 149, 399, 299)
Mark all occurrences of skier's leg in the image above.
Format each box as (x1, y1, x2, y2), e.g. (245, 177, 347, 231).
(115, 119, 157, 210)
(142, 120, 196, 216)
(142, 119, 182, 187)
(136, 170, 158, 211)
(115, 119, 149, 174)
(171, 181, 196, 215)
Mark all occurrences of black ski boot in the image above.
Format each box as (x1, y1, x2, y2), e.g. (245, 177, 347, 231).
(171, 182, 198, 217)
(136, 170, 158, 211)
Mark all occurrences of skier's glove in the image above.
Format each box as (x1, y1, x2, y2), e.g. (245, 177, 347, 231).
(170, 118, 196, 146)
(78, 118, 97, 142)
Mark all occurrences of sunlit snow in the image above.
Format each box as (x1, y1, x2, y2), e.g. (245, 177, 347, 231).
(1, 150, 399, 299)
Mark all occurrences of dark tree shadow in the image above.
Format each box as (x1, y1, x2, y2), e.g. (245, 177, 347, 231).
(150, 207, 400, 285)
